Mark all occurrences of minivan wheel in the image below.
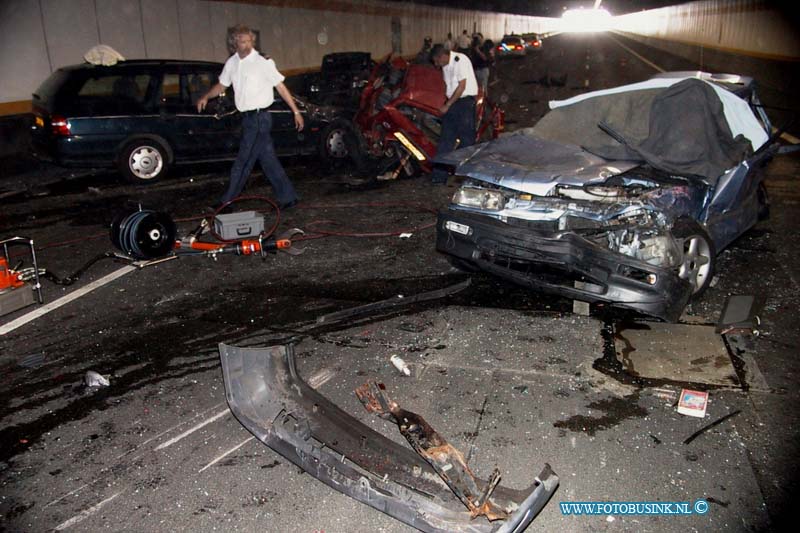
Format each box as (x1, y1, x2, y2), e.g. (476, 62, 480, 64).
(119, 140, 170, 183)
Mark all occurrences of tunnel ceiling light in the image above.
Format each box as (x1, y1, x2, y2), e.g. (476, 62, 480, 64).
(561, 8, 612, 33)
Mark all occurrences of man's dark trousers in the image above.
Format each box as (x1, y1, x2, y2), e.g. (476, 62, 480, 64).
(431, 96, 475, 183)
(221, 110, 298, 205)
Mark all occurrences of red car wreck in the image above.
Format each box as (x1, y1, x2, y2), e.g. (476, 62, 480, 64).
(354, 56, 505, 175)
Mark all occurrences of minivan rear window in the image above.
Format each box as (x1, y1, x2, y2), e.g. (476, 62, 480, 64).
(33, 70, 71, 107)
(70, 73, 155, 115)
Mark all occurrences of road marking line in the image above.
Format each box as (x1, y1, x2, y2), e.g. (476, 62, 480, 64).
(0, 265, 137, 335)
(198, 436, 255, 473)
(53, 491, 122, 530)
(45, 483, 90, 509)
(154, 408, 230, 451)
(115, 401, 226, 460)
(608, 34, 666, 73)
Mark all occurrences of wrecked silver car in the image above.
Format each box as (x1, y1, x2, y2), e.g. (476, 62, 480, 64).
(219, 343, 558, 532)
(436, 73, 778, 321)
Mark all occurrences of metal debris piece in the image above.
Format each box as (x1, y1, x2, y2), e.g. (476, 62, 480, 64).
(316, 278, 471, 325)
(356, 381, 506, 521)
(683, 410, 742, 445)
(716, 295, 759, 335)
(219, 343, 558, 532)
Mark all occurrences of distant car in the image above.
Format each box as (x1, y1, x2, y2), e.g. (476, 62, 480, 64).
(436, 72, 778, 321)
(496, 35, 527, 58)
(30, 59, 357, 183)
(522, 33, 543, 51)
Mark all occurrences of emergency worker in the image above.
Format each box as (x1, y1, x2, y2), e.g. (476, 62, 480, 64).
(197, 24, 301, 210)
(429, 44, 478, 184)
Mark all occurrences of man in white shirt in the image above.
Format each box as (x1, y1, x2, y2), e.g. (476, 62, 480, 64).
(197, 24, 302, 210)
(430, 44, 478, 184)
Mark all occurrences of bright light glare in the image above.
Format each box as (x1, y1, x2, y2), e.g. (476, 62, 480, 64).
(561, 8, 612, 33)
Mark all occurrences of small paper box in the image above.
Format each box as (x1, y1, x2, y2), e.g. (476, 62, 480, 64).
(677, 389, 709, 418)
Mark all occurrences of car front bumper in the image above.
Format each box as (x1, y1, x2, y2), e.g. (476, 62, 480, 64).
(219, 343, 558, 532)
(436, 209, 692, 322)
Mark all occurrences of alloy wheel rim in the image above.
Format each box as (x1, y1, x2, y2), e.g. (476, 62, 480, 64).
(678, 235, 711, 292)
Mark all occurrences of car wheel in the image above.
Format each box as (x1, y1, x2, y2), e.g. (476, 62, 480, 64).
(672, 218, 716, 299)
(319, 120, 364, 171)
(119, 140, 169, 184)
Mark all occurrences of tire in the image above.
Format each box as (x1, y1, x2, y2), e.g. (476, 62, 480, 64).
(119, 139, 170, 184)
(319, 120, 365, 172)
(672, 218, 716, 299)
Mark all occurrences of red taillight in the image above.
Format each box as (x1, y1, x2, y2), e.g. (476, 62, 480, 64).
(496, 46, 503, 51)
(533, 41, 541, 47)
(515, 45, 523, 50)
(51, 114, 71, 137)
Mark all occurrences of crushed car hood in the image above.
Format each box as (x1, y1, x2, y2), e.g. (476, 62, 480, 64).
(435, 134, 640, 196)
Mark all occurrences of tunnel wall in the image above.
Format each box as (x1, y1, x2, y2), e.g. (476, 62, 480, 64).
(0, 0, 558, 112)
(612, 0, 800, 61)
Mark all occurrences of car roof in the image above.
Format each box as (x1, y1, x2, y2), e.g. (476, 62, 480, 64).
(57, 59, 223, 72)
(651, 71, 755, 90)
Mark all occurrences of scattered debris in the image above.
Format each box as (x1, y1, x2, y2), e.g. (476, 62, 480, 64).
(398, 233, 413, 239)
(677, 389, 709, 418)
(513, 385, 529, 394)
(389, 355, 411, 376)
(84, 370, 110, 388)
(356, 381, 506, 520)
(683, 410, 742, 445)
(716, 295, 759, 335)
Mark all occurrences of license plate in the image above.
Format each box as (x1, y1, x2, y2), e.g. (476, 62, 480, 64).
(35, 116, 44, 127)
(444, 220, 471, 235)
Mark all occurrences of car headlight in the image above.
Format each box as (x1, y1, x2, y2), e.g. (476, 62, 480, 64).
(452, 187, 507, 211)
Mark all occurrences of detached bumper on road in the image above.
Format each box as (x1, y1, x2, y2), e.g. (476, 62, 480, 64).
(436, 209, 692, 322)
(219, 343, 558, 533)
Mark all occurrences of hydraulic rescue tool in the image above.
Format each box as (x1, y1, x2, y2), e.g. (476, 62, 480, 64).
(109, 208, 305, 260)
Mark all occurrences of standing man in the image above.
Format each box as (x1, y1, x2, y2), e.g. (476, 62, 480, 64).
(457, 30, 471, 54)
(444, 32, 455, 51)
(197, 24, 302, 210)
(430, 44, 478, 184)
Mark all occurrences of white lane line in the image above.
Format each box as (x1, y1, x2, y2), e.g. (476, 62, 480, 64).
(154, 408, 231, 451)
(53, 491, 123, 530)
(115, 401, 226, 460)
(0, 265, 137, 335)
(608, 34, 666, 73)
(45, 483, 90, 509)
(198, 436, 255, 473)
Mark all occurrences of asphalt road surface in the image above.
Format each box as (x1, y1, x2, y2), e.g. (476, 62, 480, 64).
(1, 33, 798, 532)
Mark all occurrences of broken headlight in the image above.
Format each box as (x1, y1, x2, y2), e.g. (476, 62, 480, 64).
(453, 186, 507, 211)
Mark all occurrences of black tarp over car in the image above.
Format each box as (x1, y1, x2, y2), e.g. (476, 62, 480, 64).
(528, 78, 754, 181)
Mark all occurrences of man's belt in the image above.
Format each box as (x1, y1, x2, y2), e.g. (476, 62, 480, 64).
(241, 108, 269, 115)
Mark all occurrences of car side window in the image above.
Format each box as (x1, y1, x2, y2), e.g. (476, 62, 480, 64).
(75, 73, 152, 115)
(187, 71, 235, 114)
(160, 73, 188, 113)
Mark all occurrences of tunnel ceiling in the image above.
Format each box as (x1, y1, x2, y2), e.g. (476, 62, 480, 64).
(389, 0, 683, 17)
